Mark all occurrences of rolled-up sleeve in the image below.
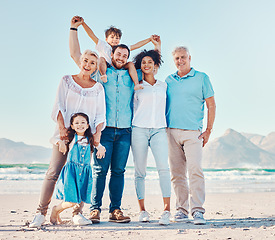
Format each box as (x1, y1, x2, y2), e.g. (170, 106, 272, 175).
(94, 83, 106, 132)
(51, 76, 69, 122)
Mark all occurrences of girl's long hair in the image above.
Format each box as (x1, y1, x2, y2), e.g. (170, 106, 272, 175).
(66, 112, 94, 153)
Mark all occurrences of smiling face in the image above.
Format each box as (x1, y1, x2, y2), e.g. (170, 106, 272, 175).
(141, 56, 155, 75)
(173, 49, 191, 75)
(111, 47, 129, 69)
(80, 54, 98, 76)
(106, 33, 121, 47)
(71, 116, 89, 136)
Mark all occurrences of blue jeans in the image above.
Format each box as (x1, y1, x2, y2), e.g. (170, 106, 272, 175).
(131, 126, 171, 200)
(91, 127, 131, 213)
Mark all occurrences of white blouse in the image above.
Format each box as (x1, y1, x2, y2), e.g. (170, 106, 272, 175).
(132, 80, 167, 128)
(50, 75, 106, 145)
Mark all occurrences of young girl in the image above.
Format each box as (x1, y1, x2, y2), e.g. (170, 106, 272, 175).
(50, 113, 106, 226)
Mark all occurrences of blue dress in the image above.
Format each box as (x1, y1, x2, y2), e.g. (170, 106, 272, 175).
(54, 135, 93, 204)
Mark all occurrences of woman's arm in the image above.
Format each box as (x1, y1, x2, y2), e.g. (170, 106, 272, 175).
(57, 111, 67, 140)
(93, 85, 106, 147)
(93, 123, 104, 147)
(69, 16, 83, 67)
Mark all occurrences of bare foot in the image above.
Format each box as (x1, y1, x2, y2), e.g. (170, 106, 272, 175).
(50, 206, 62, 225)
(100, 75, 107, 83)
(134, 83, 144, 90)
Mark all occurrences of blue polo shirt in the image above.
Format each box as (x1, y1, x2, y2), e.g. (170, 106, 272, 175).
(98, 64, 141, 128)
(165, 68, 214, 131)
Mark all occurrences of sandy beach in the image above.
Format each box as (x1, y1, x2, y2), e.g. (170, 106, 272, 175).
(0, 192, 275, 239)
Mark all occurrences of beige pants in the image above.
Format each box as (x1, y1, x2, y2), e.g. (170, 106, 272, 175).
(37, 145, 82, 216)
(167, 128, 205, 215)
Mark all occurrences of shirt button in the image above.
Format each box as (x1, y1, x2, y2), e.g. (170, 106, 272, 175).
(83, 147, 85, 150)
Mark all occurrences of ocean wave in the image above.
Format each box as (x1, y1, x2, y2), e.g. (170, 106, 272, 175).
(1, 164, 275, 182)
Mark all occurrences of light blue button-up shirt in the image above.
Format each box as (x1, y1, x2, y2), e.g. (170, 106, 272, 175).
(165, 68, 214, 131)
(98, 64, 138, 128)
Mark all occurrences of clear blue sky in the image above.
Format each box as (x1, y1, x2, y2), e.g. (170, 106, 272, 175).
(1, 0, 274, 147)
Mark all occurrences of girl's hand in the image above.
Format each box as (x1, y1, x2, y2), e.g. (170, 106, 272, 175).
(71, 16, 83, 28)
(57, 141, 67, 155)
(96, 145, 106, 159)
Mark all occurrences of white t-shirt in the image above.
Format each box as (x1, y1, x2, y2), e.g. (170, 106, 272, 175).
(50, 75, 106, 145)
(95, 39, 112, 64)
(132, 80, 167, 128)
(95, 39, 130, 65)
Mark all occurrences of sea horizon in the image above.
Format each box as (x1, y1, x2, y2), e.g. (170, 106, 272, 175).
(1, 164, 275, 195)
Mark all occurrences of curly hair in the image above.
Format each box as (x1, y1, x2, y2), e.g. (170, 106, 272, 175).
(66, 113, 94, 153)
(133, 50, 163, 70)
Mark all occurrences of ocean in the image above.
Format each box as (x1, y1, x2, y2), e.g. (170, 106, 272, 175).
(1, 164, 275, 195)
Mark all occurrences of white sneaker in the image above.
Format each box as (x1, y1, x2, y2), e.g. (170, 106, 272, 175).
(173, 210, 189, 222)
(29, 213, 45, 228)
(193, 211, 206, 225)
(73, 213, 92, 226)
(138, 211, 150, 222)
(159, 210, 171, 225)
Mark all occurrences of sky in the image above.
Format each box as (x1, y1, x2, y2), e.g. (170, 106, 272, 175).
(0, 0, 274, 148)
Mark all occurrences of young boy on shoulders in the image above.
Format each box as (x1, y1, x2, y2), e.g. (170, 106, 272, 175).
(72, 16, 156, 90)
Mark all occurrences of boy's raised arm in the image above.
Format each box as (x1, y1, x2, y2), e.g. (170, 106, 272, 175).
(69, 16, 82, 67)
(130, 37, 151, 51)
(82, 21, 99, 45)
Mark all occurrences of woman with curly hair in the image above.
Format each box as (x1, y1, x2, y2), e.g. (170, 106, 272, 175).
(132, 41, 171, 225)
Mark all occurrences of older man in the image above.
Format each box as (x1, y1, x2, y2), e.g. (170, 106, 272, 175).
(165, 46, 216, 225)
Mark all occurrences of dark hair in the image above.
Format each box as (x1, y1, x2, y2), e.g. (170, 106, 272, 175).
(105, 26, 122, 39)
(133, 50, 163, 69)
(112, 44, 130, 59)
(66, 113, 94, 153)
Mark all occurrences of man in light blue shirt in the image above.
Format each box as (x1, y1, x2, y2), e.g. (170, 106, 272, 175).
(69, 21, 133, 223)
(166, 46, 216, 225)
(90, 44, 134, 223)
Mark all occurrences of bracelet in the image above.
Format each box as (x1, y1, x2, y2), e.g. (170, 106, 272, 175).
(70, 27, 78, 31)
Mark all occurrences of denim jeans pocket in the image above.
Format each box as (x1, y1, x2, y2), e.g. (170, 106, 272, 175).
(125, 127, 132, 134)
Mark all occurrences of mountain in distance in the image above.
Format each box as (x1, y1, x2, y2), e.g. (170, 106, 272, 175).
(203, 129, 275, 169)
(240, 132, 265, 145)
(260, 132, 275, 154)
(242, 132, 275, 154)
(0, 138, 51, 164)
(1, 128, 275, 169)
